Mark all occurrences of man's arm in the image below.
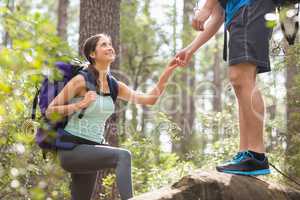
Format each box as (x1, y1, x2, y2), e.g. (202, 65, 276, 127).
(192, 0, 220, 31)
(177, 3, 224, 65)
(203, 0, 219, 10)
(189, 4, 224, 53)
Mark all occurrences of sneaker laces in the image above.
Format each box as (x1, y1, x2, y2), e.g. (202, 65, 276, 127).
(232, 152, 243, 161)
(232, 151, 253, 162)
(222, 151, 247, 165)
(232, 151, 243, 161)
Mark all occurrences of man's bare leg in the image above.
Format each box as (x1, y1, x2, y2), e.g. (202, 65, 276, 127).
(228, 62, 265, 153)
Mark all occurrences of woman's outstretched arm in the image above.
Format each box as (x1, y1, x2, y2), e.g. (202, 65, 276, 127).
(117, 58, 179, 105)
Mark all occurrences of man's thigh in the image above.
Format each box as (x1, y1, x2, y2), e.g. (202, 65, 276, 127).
(228, 0, 275, 74)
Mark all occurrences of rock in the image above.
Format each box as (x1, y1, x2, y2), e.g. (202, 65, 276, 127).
(130, 170, 300, 200)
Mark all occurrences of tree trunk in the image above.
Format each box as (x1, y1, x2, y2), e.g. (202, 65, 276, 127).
(282, 6, 300, 180)
(212, 34, 222, 113)
(131, 171, 300, 200)
(79, 0, 121, 70)
(284, 40, 300, 178)
(212, 33, 223, 143)
(3, 0, 14, 47)
(169, 0, 179, 130)
(141, 105, 149, 135)
(79, 1, 121, 199)
(172, 0, 195, 157)
(57, 0, 69, 40)
(172, 0, 177, 56)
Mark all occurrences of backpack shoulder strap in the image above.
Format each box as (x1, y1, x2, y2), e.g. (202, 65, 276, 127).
(107, 73, 119, 103)
(78, 68, 97, 92)
(31, 88, 40, 120)
(77, 69, 97, 119)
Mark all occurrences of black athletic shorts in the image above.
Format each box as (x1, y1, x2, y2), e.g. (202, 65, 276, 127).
(227, 0, 276, 74)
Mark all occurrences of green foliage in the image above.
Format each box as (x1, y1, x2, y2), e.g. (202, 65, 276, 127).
(102, 174, 117, 200)
(120, 0, 168, 87)
(122, 129, 195, 195)
(0, 3, 74, 200)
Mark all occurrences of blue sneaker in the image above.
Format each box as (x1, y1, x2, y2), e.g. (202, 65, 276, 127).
(216, 151, 271, 176)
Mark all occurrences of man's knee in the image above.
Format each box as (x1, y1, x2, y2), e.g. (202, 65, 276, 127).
(229, 68, 243, 87)
(228, 63, 256, 88)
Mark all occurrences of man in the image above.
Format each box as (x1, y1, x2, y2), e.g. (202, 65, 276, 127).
(176, 0, 275, 175)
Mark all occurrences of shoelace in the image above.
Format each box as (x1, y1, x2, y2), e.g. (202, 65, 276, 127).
(232, 151, 253, 162)
(225, 151, 243, 164)
(232, 152, 243, 161)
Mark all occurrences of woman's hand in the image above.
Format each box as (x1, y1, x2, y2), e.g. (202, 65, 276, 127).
(168, 57, 181, 69)
(77, 91, 97, 109)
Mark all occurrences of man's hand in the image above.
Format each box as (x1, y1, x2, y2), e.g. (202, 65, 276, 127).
(175, 48, 193, 67)
(192, 6, 213, 31)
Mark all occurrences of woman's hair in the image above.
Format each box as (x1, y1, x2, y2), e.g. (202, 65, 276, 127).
(82, 33, 112, 92)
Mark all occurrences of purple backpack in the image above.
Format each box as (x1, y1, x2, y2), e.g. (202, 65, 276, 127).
(32, 62, 88, 159)
(32, 62, 119, 159)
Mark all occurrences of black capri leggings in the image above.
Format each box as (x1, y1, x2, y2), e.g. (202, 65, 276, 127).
(58, 144, 133, 200)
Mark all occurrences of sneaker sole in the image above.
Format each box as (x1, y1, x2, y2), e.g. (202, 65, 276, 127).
(220, 169, 271, 176)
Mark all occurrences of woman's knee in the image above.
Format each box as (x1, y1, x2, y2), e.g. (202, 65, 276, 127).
(118, 149, 132, 163)
(58, 151, 74, 172)
(58, 148, 85, 173)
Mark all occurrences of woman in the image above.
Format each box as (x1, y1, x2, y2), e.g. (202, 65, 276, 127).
(45, 33, 179, 200)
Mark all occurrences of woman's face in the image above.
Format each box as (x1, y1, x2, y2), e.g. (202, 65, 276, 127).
(91, 36, 115, 64)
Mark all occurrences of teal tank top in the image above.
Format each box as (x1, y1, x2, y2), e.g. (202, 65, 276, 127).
(64, 94, 115, 144)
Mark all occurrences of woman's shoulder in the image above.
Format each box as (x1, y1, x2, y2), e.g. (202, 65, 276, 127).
(66, 74, 87, 96)
(72, 73, 85, 81)
(69, 74, 86, 86)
